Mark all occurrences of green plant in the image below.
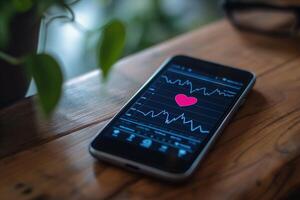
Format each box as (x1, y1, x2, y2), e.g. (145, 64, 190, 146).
(0, 0, 126, 116)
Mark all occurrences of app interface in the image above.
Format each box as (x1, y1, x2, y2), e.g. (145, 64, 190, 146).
(104, 64, 244, 159)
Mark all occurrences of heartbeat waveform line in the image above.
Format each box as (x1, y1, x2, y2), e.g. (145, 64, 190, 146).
(161, 75, 234, 97)
(131, 108, 210, 134)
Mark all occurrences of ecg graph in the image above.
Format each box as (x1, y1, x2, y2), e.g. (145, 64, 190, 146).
(106, 65, 243, 156)
(121, 68, 242, 139)
(131, 108, 210, 134)
(161, 75, 235, 97)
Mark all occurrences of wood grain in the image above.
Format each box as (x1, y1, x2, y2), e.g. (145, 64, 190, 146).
(0, 20, 300, 199)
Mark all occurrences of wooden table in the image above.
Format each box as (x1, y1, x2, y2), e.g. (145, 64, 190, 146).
(1, 19, 300, 200)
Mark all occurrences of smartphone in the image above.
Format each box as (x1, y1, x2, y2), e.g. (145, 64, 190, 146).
(89, 55, 256, 182)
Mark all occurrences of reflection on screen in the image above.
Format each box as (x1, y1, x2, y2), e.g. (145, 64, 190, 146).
(104, 64, 243, 159)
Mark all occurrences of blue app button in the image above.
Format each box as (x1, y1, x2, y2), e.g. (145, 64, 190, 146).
(126, 134, 135, 142)
(158, 145, 168, 153)
(140, 139, 152, 148)
(178, 149, 187, 158)
(112, 129, 120, 137)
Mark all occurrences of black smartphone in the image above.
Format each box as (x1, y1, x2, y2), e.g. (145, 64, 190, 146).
(89, 55, 256, 181)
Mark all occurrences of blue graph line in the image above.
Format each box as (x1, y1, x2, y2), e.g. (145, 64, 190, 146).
(132, 108, 210, 134)
(161, 75, 234, 97)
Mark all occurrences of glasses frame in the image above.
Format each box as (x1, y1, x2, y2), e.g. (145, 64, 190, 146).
(222, 0, 300, 37)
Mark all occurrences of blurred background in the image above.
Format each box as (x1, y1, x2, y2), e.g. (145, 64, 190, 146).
(42, 0, 223, 80)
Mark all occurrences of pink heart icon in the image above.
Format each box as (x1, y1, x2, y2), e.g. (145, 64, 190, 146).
(175, 94, 198, 107)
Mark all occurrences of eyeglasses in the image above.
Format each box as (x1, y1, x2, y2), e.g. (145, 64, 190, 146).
(222, 0, 300, 37)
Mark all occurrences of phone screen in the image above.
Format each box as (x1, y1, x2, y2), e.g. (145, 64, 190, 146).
(91, 56, 255, 173)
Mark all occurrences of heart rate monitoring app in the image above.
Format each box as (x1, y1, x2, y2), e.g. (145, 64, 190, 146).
(105, 64, 243, 159)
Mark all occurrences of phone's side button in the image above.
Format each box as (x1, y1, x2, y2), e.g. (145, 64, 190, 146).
(239, 98, 246, 107)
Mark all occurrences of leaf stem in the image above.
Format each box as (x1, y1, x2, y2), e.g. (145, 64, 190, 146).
(0, 51, 22, 65)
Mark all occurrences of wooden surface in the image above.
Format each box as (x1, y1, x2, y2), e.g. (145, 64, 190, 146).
(1, 19, 300, 200)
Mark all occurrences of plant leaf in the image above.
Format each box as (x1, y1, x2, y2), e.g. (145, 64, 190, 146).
(98, 19, 126, 79)
(24, 54, 63, 116)
(12, 0, 33, 12)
